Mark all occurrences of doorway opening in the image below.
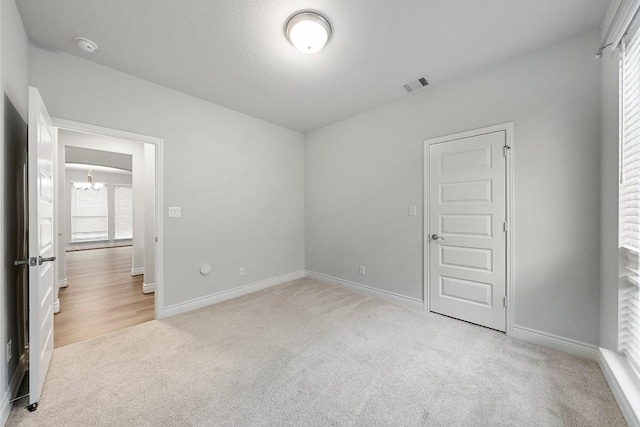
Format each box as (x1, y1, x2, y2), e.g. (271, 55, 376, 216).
(53, 130, 157, 347)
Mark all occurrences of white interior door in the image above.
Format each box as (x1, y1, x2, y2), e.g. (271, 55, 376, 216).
(27, 87, 56, 410)
(428, 130, 507, 331)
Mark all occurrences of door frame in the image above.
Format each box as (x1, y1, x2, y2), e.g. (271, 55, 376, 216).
(51, 118, 166, 320)
(423, 122, 515, 336)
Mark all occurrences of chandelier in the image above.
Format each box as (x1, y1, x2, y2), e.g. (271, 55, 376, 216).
(73, 169, 104, 191)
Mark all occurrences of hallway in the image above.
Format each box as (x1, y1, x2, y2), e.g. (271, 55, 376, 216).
(54, 246, 154, 348)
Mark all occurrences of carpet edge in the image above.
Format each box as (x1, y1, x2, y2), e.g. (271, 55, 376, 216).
(512, 325, 598, 360)
(160, 270, 306, 318)
(305, 270, 424, 312)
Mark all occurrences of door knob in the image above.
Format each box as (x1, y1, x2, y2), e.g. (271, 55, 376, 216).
(431, 234, 445, 241)
(38, 256, 56, 265)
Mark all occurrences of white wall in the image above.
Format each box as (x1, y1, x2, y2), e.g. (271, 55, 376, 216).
(29, 46, 306, 309)
(305, 31, 602, 345)
(66, 146, 132, 171)
(1, 0, 26, 116)
(0, 0, 28, 422)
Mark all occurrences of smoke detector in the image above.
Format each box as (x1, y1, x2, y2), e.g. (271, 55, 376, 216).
(402, 77, 429, 93)
(74, 37, 98, 53)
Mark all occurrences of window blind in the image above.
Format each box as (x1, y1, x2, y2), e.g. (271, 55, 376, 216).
(114, 185, 133, 240)
(619, 28, 640, 372)
(70, 184, 108, 242)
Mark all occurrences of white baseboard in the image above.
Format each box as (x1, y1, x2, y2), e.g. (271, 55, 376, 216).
(161, 270, 306, 318)
(142, 282, 155, 294)
(598, 348, 640, 427)
(1, 354, 27, 426)
(58, 278, 68, 288)
(130, 267, 144, 276)
(305, 270, 424, 312)
(53, 298, 60, 314)
(512, 325, 598, 360)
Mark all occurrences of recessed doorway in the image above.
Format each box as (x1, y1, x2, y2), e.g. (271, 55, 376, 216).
(53, 127, 159, 348)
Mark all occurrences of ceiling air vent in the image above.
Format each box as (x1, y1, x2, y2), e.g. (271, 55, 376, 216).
(402, 77, 429, 93)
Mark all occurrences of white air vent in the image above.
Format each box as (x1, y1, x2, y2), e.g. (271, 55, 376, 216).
(402, 77, 429, 93)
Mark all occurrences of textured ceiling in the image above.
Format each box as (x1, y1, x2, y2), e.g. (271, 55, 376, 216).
(16, 0, 609, 132)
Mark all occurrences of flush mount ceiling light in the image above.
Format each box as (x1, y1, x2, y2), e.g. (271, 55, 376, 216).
(285, 11, 332, 54)
(74, 36, 98, 53)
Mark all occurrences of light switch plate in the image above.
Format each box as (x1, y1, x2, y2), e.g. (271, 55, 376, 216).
(169, 207, 181, 217)
(409, 205, 417, 216)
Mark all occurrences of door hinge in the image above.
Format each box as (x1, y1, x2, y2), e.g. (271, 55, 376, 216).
(503, 296, 507, 307)
(503, 222, 508, 232)
(503, 145, 511, 157)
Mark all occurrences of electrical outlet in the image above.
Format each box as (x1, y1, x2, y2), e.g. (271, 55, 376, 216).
(240, 267, 246, 276)
(168, 207, 181, 217)
(6, 340, 11, 363)
(359, 266, 365, 275)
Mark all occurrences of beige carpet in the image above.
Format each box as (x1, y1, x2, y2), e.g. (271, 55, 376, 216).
(7, 278, 625, 426)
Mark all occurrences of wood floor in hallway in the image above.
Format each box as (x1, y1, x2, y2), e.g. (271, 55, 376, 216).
(54, 246, 154, 348)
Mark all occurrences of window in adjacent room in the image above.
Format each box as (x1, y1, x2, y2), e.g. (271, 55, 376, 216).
(114, 184, 133, 240)
(70, 184, 108, 242)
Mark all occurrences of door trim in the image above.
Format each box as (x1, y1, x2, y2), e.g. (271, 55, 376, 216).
(51, 118, 166, 320)
(423, 122, 514, 336)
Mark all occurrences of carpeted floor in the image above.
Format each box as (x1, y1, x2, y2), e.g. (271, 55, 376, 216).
(7, 278, 625, 426)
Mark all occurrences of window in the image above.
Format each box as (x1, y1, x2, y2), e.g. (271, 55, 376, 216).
(619, 26, 640, 371)
(114, 185, 133, 239)
(70, 183, 108, 242)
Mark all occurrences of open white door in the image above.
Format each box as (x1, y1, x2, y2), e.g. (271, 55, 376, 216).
(27, 87, 56, 411)
(427, 130, 507, 331)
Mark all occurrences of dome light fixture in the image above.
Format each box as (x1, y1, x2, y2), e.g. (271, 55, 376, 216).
(285, 11, 332, 54)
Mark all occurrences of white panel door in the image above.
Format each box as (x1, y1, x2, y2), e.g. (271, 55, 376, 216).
(28, 87, 56, 410)
(428, 131, 506, 331)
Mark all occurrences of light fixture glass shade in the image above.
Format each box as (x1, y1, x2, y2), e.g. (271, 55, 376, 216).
(285, 12, 332, 54)
(73, 169, 105, 191)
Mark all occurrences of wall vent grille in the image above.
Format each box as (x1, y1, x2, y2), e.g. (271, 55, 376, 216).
(403, 77, 429, 93)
